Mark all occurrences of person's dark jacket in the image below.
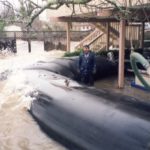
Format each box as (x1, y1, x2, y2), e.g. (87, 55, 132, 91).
(78, 51, 96, 75)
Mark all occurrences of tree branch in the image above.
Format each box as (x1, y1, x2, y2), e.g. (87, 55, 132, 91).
(27, 0, 92, 27)
(27, 0, 42, 8)
(27, 3, 63, 27)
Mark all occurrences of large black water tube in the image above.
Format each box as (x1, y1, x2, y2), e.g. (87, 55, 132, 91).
(26, 56, 117, 81)
(26, 69, 150, 150)
(25, 57, 150, 150)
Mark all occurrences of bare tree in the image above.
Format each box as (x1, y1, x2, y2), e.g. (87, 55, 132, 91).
(0, 0, 15, 20)
(23, 0, 150, 25)
(0, 0, 150, 27)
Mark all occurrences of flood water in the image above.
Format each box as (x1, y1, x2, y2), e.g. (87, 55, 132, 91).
(0, 42, 149, 150)
(0, 48, 67, 150)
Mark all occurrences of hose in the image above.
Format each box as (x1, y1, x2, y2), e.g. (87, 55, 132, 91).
(130, 52, 150, 90)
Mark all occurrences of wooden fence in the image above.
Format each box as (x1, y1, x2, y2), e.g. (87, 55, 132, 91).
(0, 30, 91, 52)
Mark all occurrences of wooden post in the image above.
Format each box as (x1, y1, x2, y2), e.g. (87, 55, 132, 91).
(28, 31, 31, 53)
(28, 39, 31, 53)
(106, 22, 110, 51)
(138, 26, 140, 48)
(27, 28, 31, 53)
(140, 22, 145, 49)
(118, 20, 126, 88)
(66, 22, 71, 52)
(43, 31, 46, 51)
(13, 32, 17, 53)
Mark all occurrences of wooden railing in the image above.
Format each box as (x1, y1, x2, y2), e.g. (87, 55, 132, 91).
(75, 29, 103, 49)
(94, 23, 119, 40)
(90, 34, 107, 51)
(95, 22, 140, 48)
(75, 23, 117, 51)
(75, 22, 119, 51)
(75, 22, 141, 52)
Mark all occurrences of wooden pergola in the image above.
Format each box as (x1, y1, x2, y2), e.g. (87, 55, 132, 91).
(51, 6, 150, 89)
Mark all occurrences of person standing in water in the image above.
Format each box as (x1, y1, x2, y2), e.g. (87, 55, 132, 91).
(78, 45, 96, 86)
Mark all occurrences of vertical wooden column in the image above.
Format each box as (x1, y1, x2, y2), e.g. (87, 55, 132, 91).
(43, 31, 46, 51)
(118, 20, 126, 88)
(140, 22, 145, 49)
(28, 38, 31, 53)
(27, 28, 31, 53)
(13, 32, 17, 53)
(106, 22, 110, 51)
(66, 22, 71, 52)
(138, 25, 140, 47)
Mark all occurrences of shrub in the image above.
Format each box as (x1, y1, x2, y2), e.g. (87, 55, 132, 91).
(63, 48, 83, 57)
(63, 49, 119, 58)
(95, 51, 108, 57)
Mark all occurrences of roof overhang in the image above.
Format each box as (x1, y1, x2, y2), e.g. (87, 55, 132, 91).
(50, 6, 150, 23)
(51, 15, 119, 23)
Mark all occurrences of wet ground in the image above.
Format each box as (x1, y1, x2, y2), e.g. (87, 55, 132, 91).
(95, 75, 150, 101)
(0, 41, 149, 150)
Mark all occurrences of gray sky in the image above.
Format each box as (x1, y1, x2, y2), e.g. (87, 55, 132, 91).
(6, 0, 41, 8)
(7, 0, 20, 8)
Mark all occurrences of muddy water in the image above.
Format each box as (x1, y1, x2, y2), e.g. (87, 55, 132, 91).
(1, 48, 149, 150)
(0, 53, 67, 150)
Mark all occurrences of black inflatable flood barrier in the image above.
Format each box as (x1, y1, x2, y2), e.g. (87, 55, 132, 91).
(25, 57, 150, 150)
(26, 56, 117, 81)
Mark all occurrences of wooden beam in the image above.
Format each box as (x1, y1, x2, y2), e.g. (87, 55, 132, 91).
(140, 22, 145, 49)
(66, 22, 71, 52)
(53, 16, 119, 23)
(106, 22, 110, 51)
(118, 20, 126, 88)
(50, 7, 150, 23)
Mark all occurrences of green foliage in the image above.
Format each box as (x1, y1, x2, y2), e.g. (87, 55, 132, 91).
(19, 3, 28, 19)
(63, 49, 119, 57)
(0, 21, 6, 31)
(18, 0, 34, 19)
(64, 48, 83, 57)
